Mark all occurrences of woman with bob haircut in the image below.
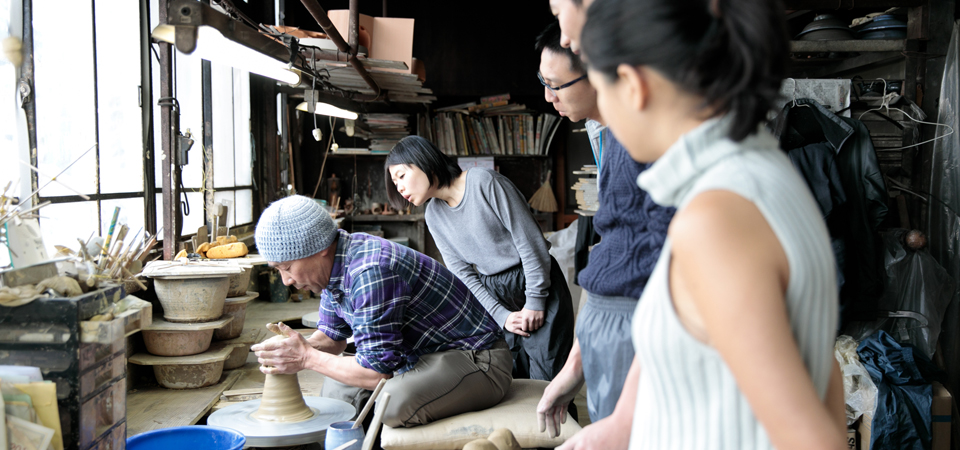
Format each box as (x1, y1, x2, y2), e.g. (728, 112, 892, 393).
(384, 135, 575, 383)
(554, 0, 847, 448)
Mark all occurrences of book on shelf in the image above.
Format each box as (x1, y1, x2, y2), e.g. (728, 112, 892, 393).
(415, 94, 562, 157)
(480, 93, 511, 103)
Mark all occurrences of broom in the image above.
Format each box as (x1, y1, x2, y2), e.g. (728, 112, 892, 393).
(528, 170, 558, 213)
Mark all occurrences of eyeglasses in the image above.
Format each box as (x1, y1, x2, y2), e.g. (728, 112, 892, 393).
(538, 72, 587, 93)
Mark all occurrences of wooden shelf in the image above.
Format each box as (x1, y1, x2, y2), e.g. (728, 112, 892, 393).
(344, 213, 424, 222)
(790, 40, 906, 53)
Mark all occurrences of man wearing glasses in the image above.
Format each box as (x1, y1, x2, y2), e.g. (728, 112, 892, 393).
(535, 21, 603, 166)
(534, 20, 676, 434)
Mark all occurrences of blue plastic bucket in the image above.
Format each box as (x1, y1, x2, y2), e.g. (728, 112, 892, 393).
(127, 426, 246, 450)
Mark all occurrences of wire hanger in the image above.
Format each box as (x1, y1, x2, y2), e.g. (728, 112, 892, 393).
(857, 78, 955, 152)
(788, 78, 812, 109)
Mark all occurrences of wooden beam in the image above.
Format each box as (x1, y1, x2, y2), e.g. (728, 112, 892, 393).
(783, 0, 921, 8)
(790, 39, 906, 52)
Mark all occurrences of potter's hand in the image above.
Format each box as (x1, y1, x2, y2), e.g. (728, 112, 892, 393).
(556, 417, 630, 450)
(505, 311, 531, 337)
(537, 369, 584, 438)
(251, 322, 314, 374)
(519, 307, 545, 332)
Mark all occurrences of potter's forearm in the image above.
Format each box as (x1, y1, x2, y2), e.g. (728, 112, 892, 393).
(306, 349, 390, 390)
(307, 330, 347, 354)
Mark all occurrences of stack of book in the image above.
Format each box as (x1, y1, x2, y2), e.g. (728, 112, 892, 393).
(362, 113, 410, 152)
(571, 165, 599, 213)
(417, 94, 562, 157)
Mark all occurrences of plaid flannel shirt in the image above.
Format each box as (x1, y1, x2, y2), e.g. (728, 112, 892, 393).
(317, 230, 502, 374)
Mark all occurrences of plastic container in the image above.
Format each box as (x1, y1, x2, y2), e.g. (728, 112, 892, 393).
(127, 425, 246, 450)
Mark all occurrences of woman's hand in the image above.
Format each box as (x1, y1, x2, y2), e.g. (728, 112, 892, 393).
(518, 307, 545, 332)
(251, 322, 316, 374)
(556, 415, 630, 450)
(505, 311, 531, 337)
(537, 368, 584, 438)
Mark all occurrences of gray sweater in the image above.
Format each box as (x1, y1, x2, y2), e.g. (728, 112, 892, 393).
(425, 168, 551, 327)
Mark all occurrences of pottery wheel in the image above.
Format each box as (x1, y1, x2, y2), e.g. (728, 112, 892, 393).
(208, 396, 355, 447)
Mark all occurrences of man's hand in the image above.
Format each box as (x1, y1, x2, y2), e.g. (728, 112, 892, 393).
(556, 416, 630, 450)
(505, 311, 531, 337)
(518, 308, 545, 332)
(251, 322, 315, 374)
(537, 369, 584, 438)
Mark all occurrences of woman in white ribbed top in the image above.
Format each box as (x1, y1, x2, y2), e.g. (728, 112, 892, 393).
(554, 0, 848, 449)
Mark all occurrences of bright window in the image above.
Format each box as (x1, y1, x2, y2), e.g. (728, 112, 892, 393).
(33, 0, 145, 255)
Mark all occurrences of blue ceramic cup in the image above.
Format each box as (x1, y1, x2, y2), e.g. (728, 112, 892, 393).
(325, 421, 364, 450)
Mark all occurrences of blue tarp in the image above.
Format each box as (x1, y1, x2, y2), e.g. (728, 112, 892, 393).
(857, 330, 939, 450)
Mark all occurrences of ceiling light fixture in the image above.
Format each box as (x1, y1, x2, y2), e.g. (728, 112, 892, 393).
(294, 101, 359, 120)
(151, 0, 300, 85)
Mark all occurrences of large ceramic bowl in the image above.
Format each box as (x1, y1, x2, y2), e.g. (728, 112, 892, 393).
(153, 276, 230, 323)
(226, 267, 253, 297)
(857, 14, 907, 40)
(796, 13, 855, 40)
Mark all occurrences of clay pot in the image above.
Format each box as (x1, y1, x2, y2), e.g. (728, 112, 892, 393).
(153, 361, 225, 389)
(215, 302, 247, 341)
(214, 292, 257, 341)
(143, 329, 215, 357)
(153, 276, 230, 323)
(223, 344, 251, 370)
(226, 267, 253, 297)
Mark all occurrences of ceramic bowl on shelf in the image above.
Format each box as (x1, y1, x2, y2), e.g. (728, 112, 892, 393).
(796, 13, 856, 41)
(857, 15, 907, 40)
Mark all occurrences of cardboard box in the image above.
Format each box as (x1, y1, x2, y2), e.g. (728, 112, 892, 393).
(328, 10, 414, 74)
(932, 381, 952, 450)
(858, 381, 951, 450)
(847, 426, 858, 450)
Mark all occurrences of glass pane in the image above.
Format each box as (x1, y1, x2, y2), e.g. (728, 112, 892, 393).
(34, 0, 97, 197)
(152, 0, 163, 189)
(236, 189, 253, 226)
(39, 201, 99, 257)
(96, 0, 144, 194)
(182, 190, 204, 235)
(0, 0, 18, 198)
(155, 190, 204, 237)
(212, 61, 234, 188)
(100, 198, 146, 250)
(214, 190, 235, 228)
(234, 69, 252, 186)
(175, 52, 203, 189)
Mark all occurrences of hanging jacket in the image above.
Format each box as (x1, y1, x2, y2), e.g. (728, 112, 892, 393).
(771, 99, 888, 323)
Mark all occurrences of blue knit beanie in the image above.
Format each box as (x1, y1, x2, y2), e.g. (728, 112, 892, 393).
(255, 195, 338, 262)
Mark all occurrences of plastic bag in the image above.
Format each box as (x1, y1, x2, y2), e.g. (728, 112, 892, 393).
(547, 219, 582, 314)
(835, 335, 877, 425)
(876, 229, 956, 359)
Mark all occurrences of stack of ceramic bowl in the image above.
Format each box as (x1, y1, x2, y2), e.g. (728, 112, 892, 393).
(856, 15, 907, 40)
(214, 263, 257, 341)
(130, 262, 245, 389)
(796, 14, 855, 41)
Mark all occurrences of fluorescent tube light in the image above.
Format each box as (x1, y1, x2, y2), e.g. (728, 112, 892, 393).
(295, 101, 359, 120)
(152, 24, 300, 85)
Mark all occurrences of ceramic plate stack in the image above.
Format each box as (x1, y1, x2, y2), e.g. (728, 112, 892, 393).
(131, 261, 244, 389)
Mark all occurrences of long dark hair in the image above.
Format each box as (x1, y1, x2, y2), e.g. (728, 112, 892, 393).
(581, 0, 789, 142)
(384, 136, 462, 210)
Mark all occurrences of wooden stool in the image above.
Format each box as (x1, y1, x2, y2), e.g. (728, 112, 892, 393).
(380, 379, 581, 450)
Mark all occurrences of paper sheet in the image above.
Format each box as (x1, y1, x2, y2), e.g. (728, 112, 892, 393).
(6, 415, 53, 450)
(14, 383, 62, 450)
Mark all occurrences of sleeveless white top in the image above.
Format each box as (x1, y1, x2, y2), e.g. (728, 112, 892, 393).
(630, 117, 838, 449)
